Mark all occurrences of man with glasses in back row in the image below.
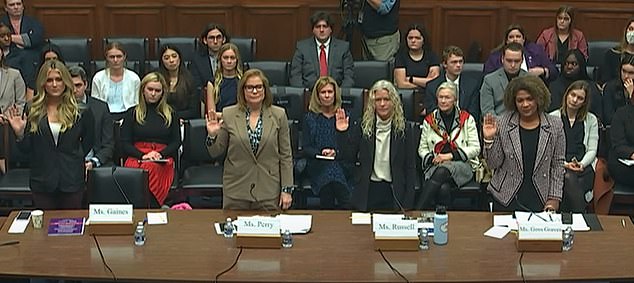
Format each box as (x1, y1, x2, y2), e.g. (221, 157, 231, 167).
(190, 23, 230, 90)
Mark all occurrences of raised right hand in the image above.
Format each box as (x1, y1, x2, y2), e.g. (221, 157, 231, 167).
(335, 108, 349, 131)
(482, 113, 497, 140)
(6, 104, 26, 137)
(206, 109, 223, 136)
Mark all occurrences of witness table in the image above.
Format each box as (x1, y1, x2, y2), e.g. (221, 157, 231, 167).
(0, 210, 633, 282)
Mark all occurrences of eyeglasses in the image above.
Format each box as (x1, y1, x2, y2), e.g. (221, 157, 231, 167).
(206, 35, 224, 42)
(244, 84, 264, 92)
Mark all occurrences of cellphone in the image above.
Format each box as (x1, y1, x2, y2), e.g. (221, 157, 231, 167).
(16, 210, 31, 221)
(562, 212, 573, 225)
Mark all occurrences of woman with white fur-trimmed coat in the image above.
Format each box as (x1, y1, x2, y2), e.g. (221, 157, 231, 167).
(416, 81, 481, 209)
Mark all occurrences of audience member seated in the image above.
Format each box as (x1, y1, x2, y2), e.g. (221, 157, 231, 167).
(483, 76, 564, 212)
(5, 60, 94, 210)
(0, 0, 44, 64)
(69, 65, 114, 170)
(393, 24, 440, 90)
(608, 92, 634, 190)
(548, 49, 603, 121)
(157, 45, 199, 121)
(190, 23, 229, 90)
(536, 5, 588, 64)
(549, 81, 598, 213)
(336, 80, 416, 211)
(303, 76, 352, 209)
(290, 11, 354, 90)
(598, 17, 634, 85)
(602, 54, 634, 125)
(416, 82, 480, 210)
(38, 42, 64, 65)
(205, 69, 293, 210)
(121, 72, 180, 207)
(0, 48, 25, 173)
(206, 43, 243, 112)
(0, 22, 33, 99)
(480, 42, 527, 116)
(483, 24, 557, 82)
(91, 42, 141, 120)
(425, 45, 480, 122)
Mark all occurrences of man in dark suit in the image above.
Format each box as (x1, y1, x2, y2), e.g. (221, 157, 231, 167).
(69, 66, 114, 170)
(189, 23, 230, 89)
(290, 11, 354, 90)
(425, 45, 481, 122)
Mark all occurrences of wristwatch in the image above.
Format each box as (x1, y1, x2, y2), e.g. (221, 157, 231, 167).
(281, 186, 295, 194)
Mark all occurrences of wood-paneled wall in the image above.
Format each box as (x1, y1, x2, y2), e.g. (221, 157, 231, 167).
(24, 0, 634, 62)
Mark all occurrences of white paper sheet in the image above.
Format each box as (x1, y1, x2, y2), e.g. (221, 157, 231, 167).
(351, 212, 372, 224)
(484, 226, 511, 239)
(275, 214, 312, 234)
(146, 212, 168, 225)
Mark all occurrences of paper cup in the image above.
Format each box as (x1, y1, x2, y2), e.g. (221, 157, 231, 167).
(31, 210, 44, 229)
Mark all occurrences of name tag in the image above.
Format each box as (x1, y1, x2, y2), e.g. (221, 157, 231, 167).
(89, 204, 133, 223)
(518, 221, 562, 240)
(236, 216, 281, 235)
(374, 219, 418, 237)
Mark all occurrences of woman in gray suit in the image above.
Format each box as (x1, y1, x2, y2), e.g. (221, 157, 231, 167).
(483, 76, 565, 212)
(205, 68, 293, 210)
(0, 49, 25, 172)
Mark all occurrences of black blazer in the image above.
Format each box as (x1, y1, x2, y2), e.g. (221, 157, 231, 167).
(337, 120, 417, 211)
(189, 51, 213, 90)
(87, 96, 114, 166)
(424, 73, 481, 123)
(602, 78, 630, 126)
(17, 110, 94, 193)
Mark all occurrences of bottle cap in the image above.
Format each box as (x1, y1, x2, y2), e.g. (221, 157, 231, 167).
(435, 205, 447, 214)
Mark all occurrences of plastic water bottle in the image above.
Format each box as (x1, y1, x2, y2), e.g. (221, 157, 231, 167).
(418, 228, 429, 250)
(562, 227, 574, 251)
(134, 224, 146, 246)
(281, 229, 293, 248)
(433, 205, 448, 245)
(224, 218, 234, 238)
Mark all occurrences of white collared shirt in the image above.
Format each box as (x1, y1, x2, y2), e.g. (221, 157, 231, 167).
(446, 74, 460, 106)
(315, 37, 331, 62)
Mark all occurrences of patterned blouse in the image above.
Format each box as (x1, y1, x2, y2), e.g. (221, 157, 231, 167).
(246, 108, 263, 155)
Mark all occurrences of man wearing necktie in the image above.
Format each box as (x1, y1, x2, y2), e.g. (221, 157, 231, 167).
(290, 11, 354, 90)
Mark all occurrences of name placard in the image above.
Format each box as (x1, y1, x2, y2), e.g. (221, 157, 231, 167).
(517, 221, 562, 240)
(88, 204, 133, 223)
(236, 216, 281, 235)
(373, 219, 418, 237)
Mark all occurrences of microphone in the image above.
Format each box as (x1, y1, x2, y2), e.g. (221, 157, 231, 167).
(389, 185, 410, 220)
(249, 183, 281, 216)
(111, 165, 132, 205)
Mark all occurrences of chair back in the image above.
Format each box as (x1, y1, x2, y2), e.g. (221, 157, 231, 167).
(588, 41, 619, 67)
(246, 61, 290, 86)
(87, 167, 150, 208)
(155, 37, 197, 63)
(47, 37, 93, 67)
(182, 119, 214, 163)
(352, 61, 391, 89)
(341, 88, 366, 122)
(272, 86, 308, 122)
(230, 37, 257, 62)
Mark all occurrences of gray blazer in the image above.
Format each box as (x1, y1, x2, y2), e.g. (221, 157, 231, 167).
(479, 68, 527, 116)
(484, 112, 565, 206)
(289, 37, 354, 89)
(0, 67, 25, 112)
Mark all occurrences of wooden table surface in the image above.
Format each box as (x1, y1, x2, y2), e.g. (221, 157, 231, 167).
(0, 210, 632, 282)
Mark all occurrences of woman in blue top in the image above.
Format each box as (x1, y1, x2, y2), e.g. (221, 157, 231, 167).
(302, 76, 352, 209)
(206, 43, 243, 112)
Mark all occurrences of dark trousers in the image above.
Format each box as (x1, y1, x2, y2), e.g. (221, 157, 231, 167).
(366, 181, 395, 212)
(319, 182, 350, 209)
(31, 191, 84, 210)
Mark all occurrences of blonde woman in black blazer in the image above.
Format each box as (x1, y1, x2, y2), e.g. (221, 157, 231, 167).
(5, 60, 93, 209)
(483, 76, 565, 212)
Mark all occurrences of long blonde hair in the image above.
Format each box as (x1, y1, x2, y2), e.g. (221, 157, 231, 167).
(213, 43, 243, 104)
(29, 60, 79, 133)
(361, 80, 405, 138)
(134, 72, 173, 127)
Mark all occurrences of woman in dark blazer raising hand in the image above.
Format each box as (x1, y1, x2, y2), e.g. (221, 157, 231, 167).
(483, 75, 565, 212)
(5, 60, 93, 209)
